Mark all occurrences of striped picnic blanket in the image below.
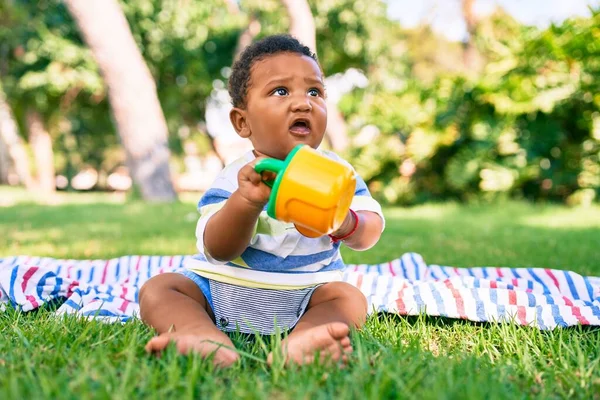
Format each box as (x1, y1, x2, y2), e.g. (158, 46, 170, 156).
(1, 254, 599, 329)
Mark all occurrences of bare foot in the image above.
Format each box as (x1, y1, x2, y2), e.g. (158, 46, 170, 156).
(267, 322, 353, 366)
(145, 332, 240, 368)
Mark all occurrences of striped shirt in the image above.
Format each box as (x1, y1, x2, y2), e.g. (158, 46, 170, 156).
(185, 150, 385, 289)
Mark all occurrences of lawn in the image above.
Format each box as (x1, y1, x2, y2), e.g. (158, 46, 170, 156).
(1, 189, 600, 399)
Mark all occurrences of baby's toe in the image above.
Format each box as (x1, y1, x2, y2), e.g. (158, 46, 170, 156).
(340, 336, 351, 347)
(327, 322, 350, 340)
(145, 335, 171, 353)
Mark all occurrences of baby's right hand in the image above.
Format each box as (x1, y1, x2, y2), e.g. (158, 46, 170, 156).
(237, 159, 275, 209)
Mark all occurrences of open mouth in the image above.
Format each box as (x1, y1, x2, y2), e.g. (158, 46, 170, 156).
(289, 119, 311, 135)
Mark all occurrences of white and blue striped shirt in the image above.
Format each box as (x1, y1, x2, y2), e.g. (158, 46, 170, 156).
(185, 150, 385, 289)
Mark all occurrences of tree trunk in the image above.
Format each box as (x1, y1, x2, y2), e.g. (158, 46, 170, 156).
(0, 81, 35, 189)
(234, 15, 262, 62)
(226, 0, 261, 62)
(323, 106, 349, 151)
(26, 109, 55, 194)
(280, 0, 316, 53)
(0, 132, 10, 184)
(462, 0, 478, 71)
(280, 0, 349, 152)
(223, 0, 240, 15)
(64, 0, 177, 201)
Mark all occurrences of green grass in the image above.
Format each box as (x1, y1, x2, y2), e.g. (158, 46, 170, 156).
(1, 189, 600, 399)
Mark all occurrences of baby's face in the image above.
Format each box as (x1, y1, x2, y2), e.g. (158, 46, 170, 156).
(240, 52, 327, 160)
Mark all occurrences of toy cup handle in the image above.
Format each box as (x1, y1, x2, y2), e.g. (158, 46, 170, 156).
(254, 159, 285, 188)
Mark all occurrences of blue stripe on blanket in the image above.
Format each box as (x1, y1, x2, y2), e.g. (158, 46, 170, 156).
(9, 267, 18, 305)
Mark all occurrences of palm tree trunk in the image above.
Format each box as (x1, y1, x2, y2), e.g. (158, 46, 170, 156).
(280, 0, 349, 152)
(462, 0, 478, 70)
(26, 109, 55, 194)
(234, 15, 262, 62)
(0, 132, 10, 184)
(0, 81, 35, 189)
(280, 0, 316, 53)
(64, 0, 177, 201)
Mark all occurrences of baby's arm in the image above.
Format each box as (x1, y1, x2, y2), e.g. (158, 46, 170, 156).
(331, 210, 383, 251)
(203, 160, 272, 261)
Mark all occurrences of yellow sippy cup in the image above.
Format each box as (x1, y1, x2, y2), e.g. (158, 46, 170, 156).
(254, 144, 356, 238)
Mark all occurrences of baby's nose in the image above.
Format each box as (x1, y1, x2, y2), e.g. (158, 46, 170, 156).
(291, 97, 312, 112)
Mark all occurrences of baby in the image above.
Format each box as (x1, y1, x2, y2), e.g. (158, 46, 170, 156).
(139, 34, 385, 367)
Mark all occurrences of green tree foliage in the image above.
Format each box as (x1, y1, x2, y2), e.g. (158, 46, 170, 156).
(341, 8, 600, 205)
(241, 0, 394, 75)
(0, 1, 104, 114)
(1, 0, 245, 177)
(1, 1, 598, 204)
(0, 0, 111, 183)
(119, 0, 243, 126)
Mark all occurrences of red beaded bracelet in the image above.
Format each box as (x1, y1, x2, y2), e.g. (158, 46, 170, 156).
(328, 209, 359, 243)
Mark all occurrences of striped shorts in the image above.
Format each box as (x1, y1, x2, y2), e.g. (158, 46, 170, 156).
(178, 270, 318, 335)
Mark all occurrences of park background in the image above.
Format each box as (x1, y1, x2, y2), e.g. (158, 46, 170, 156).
(0, 0, 599, 206)
(1, 1, 600, 398)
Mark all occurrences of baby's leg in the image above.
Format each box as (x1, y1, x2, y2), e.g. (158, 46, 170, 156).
(268, 282, 367, 366)
(139, 273, 239, 367)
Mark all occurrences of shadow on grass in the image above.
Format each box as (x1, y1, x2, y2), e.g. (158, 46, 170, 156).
(1, 202, 199, 258)
(2, 200, 599, 274)
(359, 202, 600, 275)
(371, 311, 600, 334)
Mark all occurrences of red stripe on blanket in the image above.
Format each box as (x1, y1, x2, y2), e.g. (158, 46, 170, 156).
(21, 266, 40, 309)
(66, 261, 73, 279)
(562, 296, 590, 325)
(388, 261, 396, 277)
(21, 267, 38, 292)
(25, 295, 39, 308)
(517, 305, 527, 325)
(489, 280, 497, 289)
(496, 267, 504, 278)
(123, 256, 142, 284)
(119, 299, 130, 313)
(396, 282, 407, 314)
(444, 280, 467, 319)
(545, 269, 560, 290)
(508, 289, 517, 306)
(100, 260, 110, 285)
(67, 281, 79, 297)
(355, 274, 363, 290)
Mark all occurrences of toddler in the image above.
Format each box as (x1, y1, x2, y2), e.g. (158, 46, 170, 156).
(139, 34, 385, 367)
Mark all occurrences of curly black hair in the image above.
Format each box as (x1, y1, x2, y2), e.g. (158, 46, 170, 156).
(228, 34, 319, 109)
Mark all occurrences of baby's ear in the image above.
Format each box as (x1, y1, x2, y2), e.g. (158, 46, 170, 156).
(229, 107, 251, 138)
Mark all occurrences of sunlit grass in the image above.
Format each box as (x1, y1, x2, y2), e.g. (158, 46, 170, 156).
(1, 188, 599, 398)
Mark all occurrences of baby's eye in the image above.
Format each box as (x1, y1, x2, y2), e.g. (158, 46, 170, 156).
(272, 88, 288, 96)
(308, 88, 321, 97)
